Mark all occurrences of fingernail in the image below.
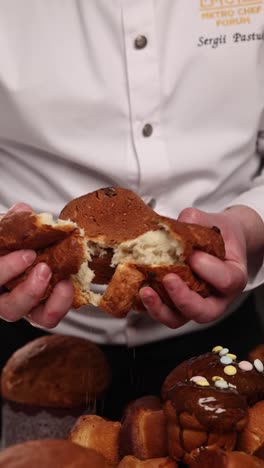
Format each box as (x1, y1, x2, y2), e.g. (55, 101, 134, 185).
(22, 250, 37, 265)
(163, 274, 178, 292)
(36, 263, 52, 281)
(140, 291, 154, 306)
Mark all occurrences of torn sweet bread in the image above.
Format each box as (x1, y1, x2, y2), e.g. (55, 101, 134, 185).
(59, 186, 225, 317)
(1, 187, 225, 318)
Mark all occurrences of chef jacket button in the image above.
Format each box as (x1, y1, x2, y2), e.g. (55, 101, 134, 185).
(134, 35, 148, 49)
(142, 123, 153, 137)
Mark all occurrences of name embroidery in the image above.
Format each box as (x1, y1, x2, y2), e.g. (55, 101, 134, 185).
(197, 31, 264, 48)
(200, 0, 263, 27)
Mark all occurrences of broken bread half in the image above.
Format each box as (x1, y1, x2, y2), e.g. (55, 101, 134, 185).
(59, 187, 225, 317)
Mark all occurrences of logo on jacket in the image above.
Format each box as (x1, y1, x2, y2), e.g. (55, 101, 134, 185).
(200, 0, 262, 27)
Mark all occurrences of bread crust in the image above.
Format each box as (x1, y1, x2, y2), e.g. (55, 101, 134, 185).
(1, 335, 111, 407)
(0, 211, 77, 255)
(0, 439, 114, 468)
(119, 396, 168, 460)
(69, 414, 122, 465)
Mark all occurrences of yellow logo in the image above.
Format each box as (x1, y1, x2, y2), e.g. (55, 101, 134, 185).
(200, 0, 263, 26)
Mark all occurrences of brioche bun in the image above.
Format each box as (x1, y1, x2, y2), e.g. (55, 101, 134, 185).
(1, 335, 111, 407)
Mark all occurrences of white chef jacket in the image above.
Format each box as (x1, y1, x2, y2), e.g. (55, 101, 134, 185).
(0, 0, 264, 346)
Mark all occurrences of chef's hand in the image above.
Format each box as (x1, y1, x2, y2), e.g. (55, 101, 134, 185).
(0, 203, 74, 328)
(139, 206, 264, 329)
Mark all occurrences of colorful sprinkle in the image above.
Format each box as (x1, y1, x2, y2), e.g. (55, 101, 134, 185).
(212, 376, 224, 382)
(190, 376, 207, 383)
(212, 346, 223, 354)
(226, 353, 237, 361)
(220, 356, 233, 365)
(254, 359, 264, 373)
(238, 361, 253, 372)
(215, 379, 229, 389)
(224, 365, 237, 376)
(229, 383, 237, 389)
(219, 348, 229, 357)
(196, 379, 210, 387)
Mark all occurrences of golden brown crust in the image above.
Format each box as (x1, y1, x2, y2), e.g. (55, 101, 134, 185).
(69, 414, 121, 466)
(0, 211, 77, 255)
(237, 401, 264, 459)
(185, 446, 264, 467)
(119, 396, 168, 461)
(118, 456, 178, 467)
(0, 439, 114, 468)
(59, 187, 159, 245)
(1, 335, 111, 408)
(99, 264, 146, 318)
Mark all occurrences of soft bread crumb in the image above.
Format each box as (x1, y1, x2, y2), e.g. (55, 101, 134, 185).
(38, 212, 79, 229)
(111, 229, 183, 266)
(71, 242, 101, 306)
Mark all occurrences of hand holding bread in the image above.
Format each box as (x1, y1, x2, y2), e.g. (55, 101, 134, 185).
(0, 187, 228, 328)
(0, 203, 74, 328)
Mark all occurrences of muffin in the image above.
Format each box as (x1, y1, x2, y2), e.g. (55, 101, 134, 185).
(1, 334, 111, 446)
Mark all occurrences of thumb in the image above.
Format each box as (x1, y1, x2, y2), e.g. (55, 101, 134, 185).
(177, 207, 212, 226)
(8, 203, 33, 214)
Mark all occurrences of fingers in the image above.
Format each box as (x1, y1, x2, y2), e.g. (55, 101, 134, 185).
(0, 250, 37, 285)
(0, 263, 52, 322)
(162, 273, 231, 323)
(189, 251, 248, 295)
(139, 286, 188, 329)
(7, 202, 33, 214)
(26, 280, 74, 329)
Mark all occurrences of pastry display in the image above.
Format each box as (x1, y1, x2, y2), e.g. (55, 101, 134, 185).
(0, 439, 114, 467)
(1, 335, 111, 447)
(1, 316, 264, 465)
(69, 414, 121, 465)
